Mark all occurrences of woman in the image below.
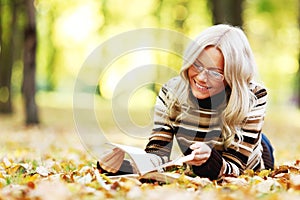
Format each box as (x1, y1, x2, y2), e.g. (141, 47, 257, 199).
(98, 24, 275, 180)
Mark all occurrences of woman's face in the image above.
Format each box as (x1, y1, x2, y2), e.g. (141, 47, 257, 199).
(188, 46, 227, 99)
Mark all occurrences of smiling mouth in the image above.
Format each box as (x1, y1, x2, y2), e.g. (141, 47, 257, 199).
(194, 80, 210, 90)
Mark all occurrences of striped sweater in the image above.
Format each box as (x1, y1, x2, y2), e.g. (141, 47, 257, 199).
(145, 76, 268, 180)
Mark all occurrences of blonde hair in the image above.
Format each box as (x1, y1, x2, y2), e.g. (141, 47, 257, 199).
(180, 24, 258, 148)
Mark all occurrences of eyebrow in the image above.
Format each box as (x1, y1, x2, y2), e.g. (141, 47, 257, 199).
(194, 59, 223, 72)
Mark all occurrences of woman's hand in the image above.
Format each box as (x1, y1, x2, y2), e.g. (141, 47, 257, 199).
(186, 142, 212, 166)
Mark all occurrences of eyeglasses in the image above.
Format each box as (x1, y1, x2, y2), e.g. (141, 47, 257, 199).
(192, 62, 224, 81)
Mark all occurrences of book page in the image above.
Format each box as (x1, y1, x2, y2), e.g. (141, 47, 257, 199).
(108, 143, 195, 176)
(109, 143, 146, 155)
(109, 143, 162, 175)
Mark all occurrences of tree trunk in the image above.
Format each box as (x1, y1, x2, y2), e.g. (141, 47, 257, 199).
(0, 0, 18, 113)
(22, 0, 39, 124)
(297, 53, 300, 108)
(297, 1, 300, 108)
(208, 0, 244, 27)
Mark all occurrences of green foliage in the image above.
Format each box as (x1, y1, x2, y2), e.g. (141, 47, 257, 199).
(1, 0, 298, 110)
(244, 0, 299, 105)
(256, 0, 275, 13)
(2, 0, 298, 108)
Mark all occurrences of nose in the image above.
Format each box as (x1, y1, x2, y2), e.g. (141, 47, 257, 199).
(196, 70, 208, 82)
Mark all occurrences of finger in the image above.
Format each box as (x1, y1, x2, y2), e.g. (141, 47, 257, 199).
(186, 154, 209, 166)
(193, 152, 210, 161)
(190, 142, 202, 150)
(190, 143, 212, 154)
(186, 159, 206, 166)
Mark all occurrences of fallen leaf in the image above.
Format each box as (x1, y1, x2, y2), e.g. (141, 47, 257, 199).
(254, 179, 282, 193)
(75, 173, 93, 184)
(36, 166, 49, 177)
(290, 174, 300, 190)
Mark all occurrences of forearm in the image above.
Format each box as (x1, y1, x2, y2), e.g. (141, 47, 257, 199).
(191, 148, 223, 180)
(145, 131, 174, 161)
(191, 148, 241, 180)
(219, 160, 240, 177)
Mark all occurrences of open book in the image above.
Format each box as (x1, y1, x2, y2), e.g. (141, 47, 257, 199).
(98, 143, 195, 183)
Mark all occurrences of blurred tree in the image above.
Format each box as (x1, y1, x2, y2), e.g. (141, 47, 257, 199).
(173, 0, 189, 31)
(38, 9, 57, 91)
(297, 1, 300, 108)
(0, 0, 18, 113)
(0, 0, 39, 124)
(208, 0, 244, 26)
(22, 0, 39, 124)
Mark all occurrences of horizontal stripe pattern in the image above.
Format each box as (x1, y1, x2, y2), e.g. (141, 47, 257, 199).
(145, 77, 267, 176)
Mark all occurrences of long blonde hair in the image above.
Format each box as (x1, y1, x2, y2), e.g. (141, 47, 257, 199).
(180, 24, 258, 148)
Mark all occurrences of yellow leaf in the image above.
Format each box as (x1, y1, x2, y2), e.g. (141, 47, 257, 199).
(0, 172, 5, 179)
(99, 173, 113, 184)
(243, 169, 255, 177)
(258, 169, 271, 178)
(0, 178, 6, 188)
(27, 173, 40, 182)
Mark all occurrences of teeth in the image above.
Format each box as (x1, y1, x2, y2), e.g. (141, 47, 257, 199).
(195, 82, 208, 89)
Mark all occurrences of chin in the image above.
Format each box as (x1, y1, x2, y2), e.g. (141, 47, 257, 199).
(192, 91, 210, 99)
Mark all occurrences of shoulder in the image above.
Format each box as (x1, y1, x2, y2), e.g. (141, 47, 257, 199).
(163, 76, 185, 88)
(158, 76, 189, 106)
(162, 76, 188, 96)
(249, 82, 267, 99)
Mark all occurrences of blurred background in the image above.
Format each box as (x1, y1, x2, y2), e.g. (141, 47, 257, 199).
(0, 0, 299, 164)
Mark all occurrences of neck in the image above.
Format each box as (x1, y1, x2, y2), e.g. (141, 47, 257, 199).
(197, 87, 230, 109)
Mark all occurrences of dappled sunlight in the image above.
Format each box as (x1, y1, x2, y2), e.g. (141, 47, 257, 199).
(1, 104, 300, 199)
(105, 0, 156, 20)
(0, 0, 299, 198)
(264, 104, 300, 165)
(37, 91, 73, 109)
(99, 51, 154, 99)
(34, 0, 299, 110)
(37, 0, 105, 90)
(127, 87, 157, 132)
(98, 50, 181, 99)
(244, 0, 299, 106)
(55, 5, 103, 44)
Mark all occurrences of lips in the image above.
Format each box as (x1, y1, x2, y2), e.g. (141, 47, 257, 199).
(194, 80, 210, 92)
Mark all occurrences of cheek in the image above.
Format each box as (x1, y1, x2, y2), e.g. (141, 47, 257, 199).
(187, 68, 196, 80)
(221, 80, 228, 89)
(214, 82, 227, 92)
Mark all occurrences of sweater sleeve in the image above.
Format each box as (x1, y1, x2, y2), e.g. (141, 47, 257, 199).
(194, 85, 268, 179)
(221, 84, 268, 176)
(192, 148, 223, 180)
(144, 78, 181, 161)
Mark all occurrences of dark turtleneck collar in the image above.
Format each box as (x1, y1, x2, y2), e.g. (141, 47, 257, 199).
(189, 86, 231, 110)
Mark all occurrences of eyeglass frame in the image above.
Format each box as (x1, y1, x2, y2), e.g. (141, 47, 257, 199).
(191, 60, 224, 81)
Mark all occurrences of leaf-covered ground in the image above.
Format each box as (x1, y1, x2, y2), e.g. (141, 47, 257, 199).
(1, 105, 300, 199)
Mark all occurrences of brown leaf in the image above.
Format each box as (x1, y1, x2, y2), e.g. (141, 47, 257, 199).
(270, 165, 289, 177)
(27, 181, 35, 189)
(290, 174, 300, 190)
(295, 160, 300, 167)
